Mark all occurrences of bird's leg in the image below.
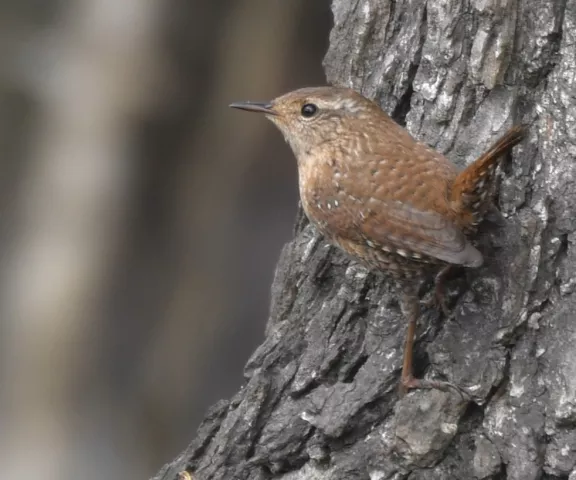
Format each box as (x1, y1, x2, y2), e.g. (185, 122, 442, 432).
(423, 265, 453, 316)
(434, 265, 452, 316)
(399, 291, 469, 397)
(399, 292, 419, 396)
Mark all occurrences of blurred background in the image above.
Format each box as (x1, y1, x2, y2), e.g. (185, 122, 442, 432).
(0, 1, 331, 478)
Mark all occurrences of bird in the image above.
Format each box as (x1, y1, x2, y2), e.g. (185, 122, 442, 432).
(229, 86, 526, 394)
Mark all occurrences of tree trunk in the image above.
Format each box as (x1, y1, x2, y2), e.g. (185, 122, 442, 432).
(153, 0, 576, 479)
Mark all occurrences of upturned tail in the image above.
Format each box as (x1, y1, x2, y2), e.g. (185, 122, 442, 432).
(450, 125, 527, 227)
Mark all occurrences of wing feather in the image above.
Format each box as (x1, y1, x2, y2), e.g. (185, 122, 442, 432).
(317, 149, 483, 268)
(352, 197, 482, 267)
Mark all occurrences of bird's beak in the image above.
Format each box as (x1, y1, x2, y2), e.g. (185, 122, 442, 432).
(229, 101, 278, 115)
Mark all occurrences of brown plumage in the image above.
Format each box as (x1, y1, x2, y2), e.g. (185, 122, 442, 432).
(450, 124, 526, 231)
(230, 86, 526, 394)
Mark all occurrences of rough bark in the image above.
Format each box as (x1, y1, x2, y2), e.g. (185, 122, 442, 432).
(153, 1, 576, 479)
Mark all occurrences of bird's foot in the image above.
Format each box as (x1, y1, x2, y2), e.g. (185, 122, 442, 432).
(399, 374, 470, 399)
(422, 289, 450, 316)
(422, 265, 454, 316)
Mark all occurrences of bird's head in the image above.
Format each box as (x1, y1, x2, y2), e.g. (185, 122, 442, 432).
(230, 86, 382, 158)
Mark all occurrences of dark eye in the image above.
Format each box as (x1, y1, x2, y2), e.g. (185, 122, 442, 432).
(301, 103, 318, 118)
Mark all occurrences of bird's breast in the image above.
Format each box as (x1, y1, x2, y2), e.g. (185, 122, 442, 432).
(297, 159, 351, 235)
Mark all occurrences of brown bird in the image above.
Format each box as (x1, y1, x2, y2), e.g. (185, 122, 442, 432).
(230, 86, 525, 394)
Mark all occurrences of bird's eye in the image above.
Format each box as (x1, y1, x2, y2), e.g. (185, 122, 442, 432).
(301, 103, 318, 118)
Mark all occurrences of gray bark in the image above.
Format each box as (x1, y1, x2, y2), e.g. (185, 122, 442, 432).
(153, 0, 576, 479)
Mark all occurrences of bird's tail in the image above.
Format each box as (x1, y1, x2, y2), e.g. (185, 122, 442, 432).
(450, 125, 527, 227)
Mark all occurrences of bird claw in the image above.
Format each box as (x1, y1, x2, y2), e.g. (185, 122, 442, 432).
(422, 266, 453, 316)
(422, 287, 450, 316)
(400, 374, 470, 399)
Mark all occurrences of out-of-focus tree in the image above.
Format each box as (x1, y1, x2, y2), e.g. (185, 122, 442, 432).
(0, 1, 331, 478)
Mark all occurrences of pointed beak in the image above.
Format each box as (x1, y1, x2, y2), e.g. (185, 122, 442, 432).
(229, 101, 277, 115)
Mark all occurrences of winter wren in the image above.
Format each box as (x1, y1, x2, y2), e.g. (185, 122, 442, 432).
(230, 86, 525, 394)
